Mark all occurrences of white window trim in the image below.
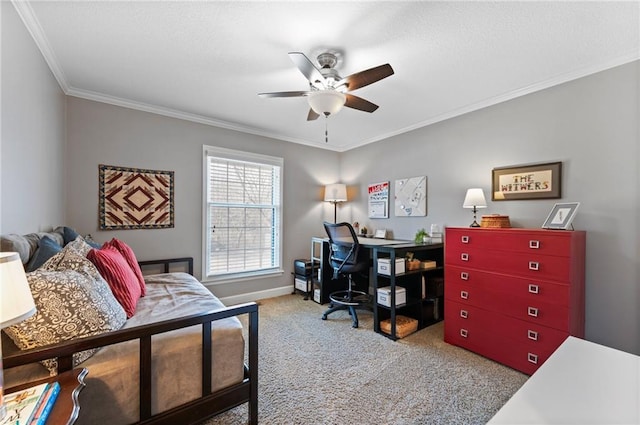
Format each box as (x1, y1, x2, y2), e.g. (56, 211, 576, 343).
(201, 145, 284, 283)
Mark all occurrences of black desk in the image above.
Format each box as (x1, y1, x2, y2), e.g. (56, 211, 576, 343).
(310, 237, 445, 339)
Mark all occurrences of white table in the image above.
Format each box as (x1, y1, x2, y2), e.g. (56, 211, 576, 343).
(489, 336, 640, 424)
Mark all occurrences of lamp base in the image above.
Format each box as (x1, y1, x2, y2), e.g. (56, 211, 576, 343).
(469, 220, 481, 227)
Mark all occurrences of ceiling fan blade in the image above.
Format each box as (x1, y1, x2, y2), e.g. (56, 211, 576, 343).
(307, 108, 320, 121)
(258, 91, 310, 98)
(288, 52, 326, 88)
(344, 94, 379, 113)
(337, 64, 394, 92)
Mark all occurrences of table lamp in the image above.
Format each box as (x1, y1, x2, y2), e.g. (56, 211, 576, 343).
(324, 183, 347, 223)
(0, 252, 36, 421)
(463, 188, 487, 227)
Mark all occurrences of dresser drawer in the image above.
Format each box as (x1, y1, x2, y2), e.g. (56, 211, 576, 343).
(446, 265, 570, 306)
(445, 301, 567, 374)
(496, 334, 565, 375)
(446, 279, 570, 330)
(445, 228, 574, 257)
(446, 248, 572, 282)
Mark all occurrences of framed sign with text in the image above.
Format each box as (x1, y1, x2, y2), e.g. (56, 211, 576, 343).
(492, 161, 562, 201)
(368, 181, 389, 219)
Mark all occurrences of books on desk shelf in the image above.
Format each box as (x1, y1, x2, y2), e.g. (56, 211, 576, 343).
(1, 381, 60, 425)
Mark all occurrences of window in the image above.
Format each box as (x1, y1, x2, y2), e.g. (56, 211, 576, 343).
(202, 146, 283, 282)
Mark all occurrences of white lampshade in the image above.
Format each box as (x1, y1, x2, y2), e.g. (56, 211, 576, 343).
(308, 90, 346, 116)
(0, 252, 36, 328)
(463, 188, 487, 209)
(324, 183, 347, 202)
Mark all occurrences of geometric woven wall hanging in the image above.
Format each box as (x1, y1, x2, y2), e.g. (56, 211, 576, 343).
(99, 164, 174, 230)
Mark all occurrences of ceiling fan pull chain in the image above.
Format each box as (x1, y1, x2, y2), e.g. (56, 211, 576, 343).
(325, 117, 329, 143)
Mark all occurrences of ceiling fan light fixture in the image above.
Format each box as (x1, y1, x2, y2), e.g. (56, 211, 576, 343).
(307, 90, 346, 116)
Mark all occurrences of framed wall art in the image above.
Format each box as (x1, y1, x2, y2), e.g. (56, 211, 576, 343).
(99, 164, 174, 230)
(542, 202, 580, 230)
(492, 161, 562, 201)
(368, 181, 389, 219)
(394, 176, 427, 217)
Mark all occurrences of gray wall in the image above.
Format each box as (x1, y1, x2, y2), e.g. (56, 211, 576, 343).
(340, 61, 640, 354)
(1, 1, 66, 235)
(64, 97, 340, 300)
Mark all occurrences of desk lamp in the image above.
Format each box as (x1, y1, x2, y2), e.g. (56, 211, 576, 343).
(463, 188, 487, 227)
(324, 184, 347, 223)
(0, 252, 36, 421)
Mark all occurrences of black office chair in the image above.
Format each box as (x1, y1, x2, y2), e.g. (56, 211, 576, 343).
(321, 221, 371, 328)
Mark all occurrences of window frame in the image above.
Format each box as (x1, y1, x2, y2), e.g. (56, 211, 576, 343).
(201, 145, 284, 283)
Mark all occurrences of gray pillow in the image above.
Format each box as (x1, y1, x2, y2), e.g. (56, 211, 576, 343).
(25, 235, 63, 272)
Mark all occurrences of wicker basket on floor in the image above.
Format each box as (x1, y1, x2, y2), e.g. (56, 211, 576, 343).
(380, 315, 418, 338)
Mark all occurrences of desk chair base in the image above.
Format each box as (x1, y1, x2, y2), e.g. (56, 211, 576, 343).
(322, 290, 371, 328)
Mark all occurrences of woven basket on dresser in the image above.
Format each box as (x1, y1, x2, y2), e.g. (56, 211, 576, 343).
(480, 215, 511, 228)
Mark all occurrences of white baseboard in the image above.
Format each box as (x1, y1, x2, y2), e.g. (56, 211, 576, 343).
(214, 285, 293, 306)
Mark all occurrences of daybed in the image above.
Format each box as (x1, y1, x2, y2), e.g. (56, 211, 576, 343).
(2, 228, 258, 425)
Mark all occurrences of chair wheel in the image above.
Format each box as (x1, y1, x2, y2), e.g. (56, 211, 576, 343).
(321, 314, 327, 320)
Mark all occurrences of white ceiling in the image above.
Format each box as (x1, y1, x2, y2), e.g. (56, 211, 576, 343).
(14, 1, 640, 152)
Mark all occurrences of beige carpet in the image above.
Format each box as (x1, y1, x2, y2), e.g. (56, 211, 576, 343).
(204, 295, 528, 425)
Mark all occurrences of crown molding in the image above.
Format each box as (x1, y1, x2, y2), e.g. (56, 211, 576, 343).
(65, 87, 342, 151)
(342, 51, 640, 152)
(13, 0, 638, 153)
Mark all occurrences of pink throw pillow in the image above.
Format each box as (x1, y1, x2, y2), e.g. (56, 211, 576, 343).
(87, 247, 142, 318)
(103, 238, 146, 296)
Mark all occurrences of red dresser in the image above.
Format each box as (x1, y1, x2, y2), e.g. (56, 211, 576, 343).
(444, 227, 586, 375)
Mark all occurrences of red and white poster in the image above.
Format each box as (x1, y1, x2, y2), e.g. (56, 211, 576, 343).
(368, 181, 389, 219)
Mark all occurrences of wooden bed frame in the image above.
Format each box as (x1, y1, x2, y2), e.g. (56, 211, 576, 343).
(3, 258, 258, 425)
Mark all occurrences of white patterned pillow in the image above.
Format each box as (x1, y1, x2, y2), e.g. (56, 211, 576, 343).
(65, 235, 95, 257)
(4, 266, 127, 375)
(43, 236, 94, 266)
(41, 244, 126, 325)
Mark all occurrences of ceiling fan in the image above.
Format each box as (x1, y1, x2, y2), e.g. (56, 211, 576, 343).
(258, 52, 394, 121)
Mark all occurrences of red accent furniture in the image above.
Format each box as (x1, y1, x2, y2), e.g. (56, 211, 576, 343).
(444, 227, 586, 375)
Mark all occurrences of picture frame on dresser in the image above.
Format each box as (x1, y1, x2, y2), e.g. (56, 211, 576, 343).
(542, 202, 580, 230)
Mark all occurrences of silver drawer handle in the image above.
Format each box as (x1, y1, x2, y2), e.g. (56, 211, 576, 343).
(528, 330, 538, 341)
(461, 253, 469, 261)
(528, 284, 539, 294)
(460, 310, 468, 319)
(529, 240, 540, 249)
(460, 272, 469, 280)
(460, 329, 468, 338)
(461, 236, 469, 243)
(460, 291, 469, 300)
(528, 307, 539, 317)
(529, 261, 539, 271)
(527, 353, 538, 364)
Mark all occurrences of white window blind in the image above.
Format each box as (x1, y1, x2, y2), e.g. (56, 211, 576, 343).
(203, 146, 283, 281)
